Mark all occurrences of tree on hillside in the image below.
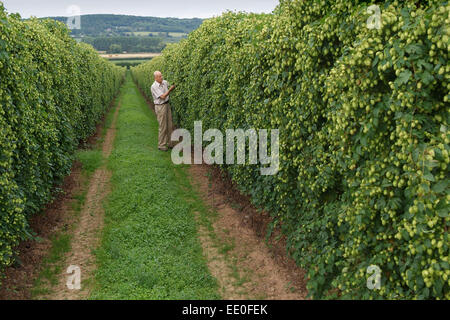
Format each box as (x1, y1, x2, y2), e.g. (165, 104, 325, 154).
(109, 44, 122, 54)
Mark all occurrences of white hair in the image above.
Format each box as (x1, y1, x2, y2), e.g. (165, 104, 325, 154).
(154, 71, 162, 77)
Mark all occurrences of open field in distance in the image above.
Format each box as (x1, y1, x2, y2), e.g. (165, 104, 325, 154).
(100, 52, 161, 60)
(125, 31, 188, 37)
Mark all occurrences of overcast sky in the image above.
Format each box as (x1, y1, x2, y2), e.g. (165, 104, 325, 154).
(2, 0, 279, 19)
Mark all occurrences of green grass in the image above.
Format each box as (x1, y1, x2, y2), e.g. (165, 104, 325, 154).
(31, 234, 72, 297)
(90, 72, 219, 300)
(219, 239, 235, 255)
(75, 150, 104, 176)
(32, 224, 76, 298)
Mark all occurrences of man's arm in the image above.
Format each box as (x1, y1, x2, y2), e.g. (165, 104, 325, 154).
(160, 84, 176, 100)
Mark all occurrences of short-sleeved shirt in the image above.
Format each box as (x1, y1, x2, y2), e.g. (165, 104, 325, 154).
(151, 80, 170, 105)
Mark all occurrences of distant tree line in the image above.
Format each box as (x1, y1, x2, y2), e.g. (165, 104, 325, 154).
(83, 36, 166, 53)
(47, 14, 203, 37)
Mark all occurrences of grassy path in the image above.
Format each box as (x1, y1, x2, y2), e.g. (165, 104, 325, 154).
(28, 71, 305, 300)
(90, 72, 219, 299)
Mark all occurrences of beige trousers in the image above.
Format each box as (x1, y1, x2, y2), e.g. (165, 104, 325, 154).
(155, 103, 174, 150)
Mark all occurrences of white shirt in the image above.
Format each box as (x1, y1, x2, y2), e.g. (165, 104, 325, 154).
(151, 80, 170, 105)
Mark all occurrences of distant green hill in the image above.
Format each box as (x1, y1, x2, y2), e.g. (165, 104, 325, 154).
(43, 14, 203, 53)
(47, 14, 203, 37)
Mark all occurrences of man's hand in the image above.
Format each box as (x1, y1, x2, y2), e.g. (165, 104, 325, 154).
(160, 84, 176, 100)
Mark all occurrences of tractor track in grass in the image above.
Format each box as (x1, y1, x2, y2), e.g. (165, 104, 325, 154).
(44, 103, 120, 300)
(188, 164, 308, 300)
(0, 161, 86, 300)
(0, 97, 119, 300)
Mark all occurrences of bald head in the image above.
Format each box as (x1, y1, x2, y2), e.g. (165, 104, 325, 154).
(154, 71, 163, 84)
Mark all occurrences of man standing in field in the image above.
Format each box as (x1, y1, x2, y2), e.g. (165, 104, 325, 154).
(151, 71, 176, 151)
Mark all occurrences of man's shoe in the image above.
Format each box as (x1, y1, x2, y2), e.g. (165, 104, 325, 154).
(158, 148, 168, 152)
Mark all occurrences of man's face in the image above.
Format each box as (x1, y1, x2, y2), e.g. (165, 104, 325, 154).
(155, 73, 163, 84)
